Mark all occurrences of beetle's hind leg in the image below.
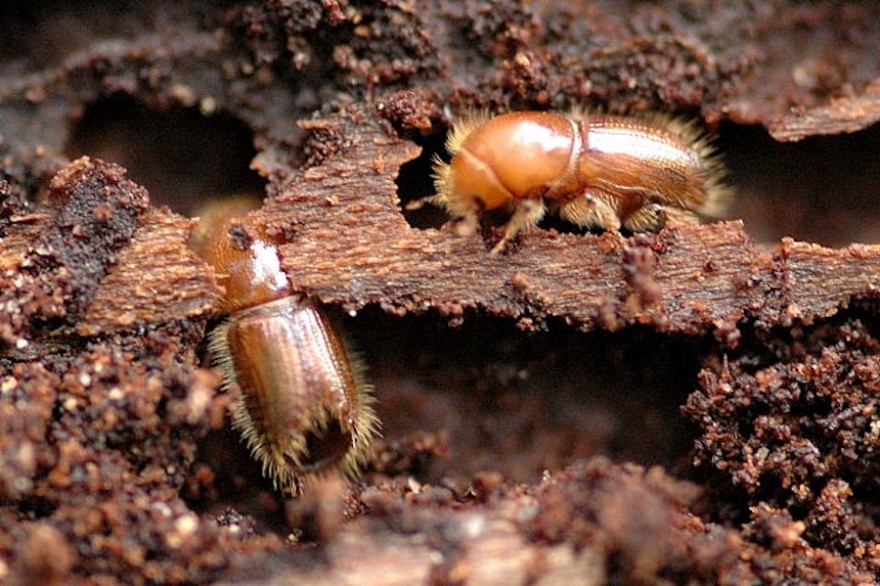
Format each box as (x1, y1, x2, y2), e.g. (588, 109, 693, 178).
(559, 193, 621, 232)
(623, 204, 700, 232)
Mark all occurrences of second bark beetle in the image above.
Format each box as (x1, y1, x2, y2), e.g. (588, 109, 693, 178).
(190, 197, 379, 494)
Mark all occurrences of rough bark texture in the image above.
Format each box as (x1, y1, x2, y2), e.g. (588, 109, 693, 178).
(1, 1, 880, 584)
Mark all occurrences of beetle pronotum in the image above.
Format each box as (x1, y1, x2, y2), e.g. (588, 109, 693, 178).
(190, 197, 379, 493)
(431, 110, 730, 254)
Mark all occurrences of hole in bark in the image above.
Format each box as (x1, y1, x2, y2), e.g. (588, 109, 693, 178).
(396, 132, 450, 229)
(65, 94, 266, 215)
(719, 121, 880, 247)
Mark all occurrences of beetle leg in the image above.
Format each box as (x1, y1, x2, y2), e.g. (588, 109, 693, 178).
(559, 193, 621, 232)
(622, 202, 667, 232)
(624, 204, 699, 232)
(558, 195, 594, 227)
(490, 198, 546, 255)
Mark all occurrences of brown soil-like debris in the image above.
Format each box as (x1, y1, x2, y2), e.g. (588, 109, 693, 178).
(2, 1, 880, 584)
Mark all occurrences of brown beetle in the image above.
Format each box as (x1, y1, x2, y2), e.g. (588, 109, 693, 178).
(190, 198, 379, 493)
(432, 111, 729, 254)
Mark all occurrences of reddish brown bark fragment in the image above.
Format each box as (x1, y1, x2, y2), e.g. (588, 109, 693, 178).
(77, 209, 222, 336)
